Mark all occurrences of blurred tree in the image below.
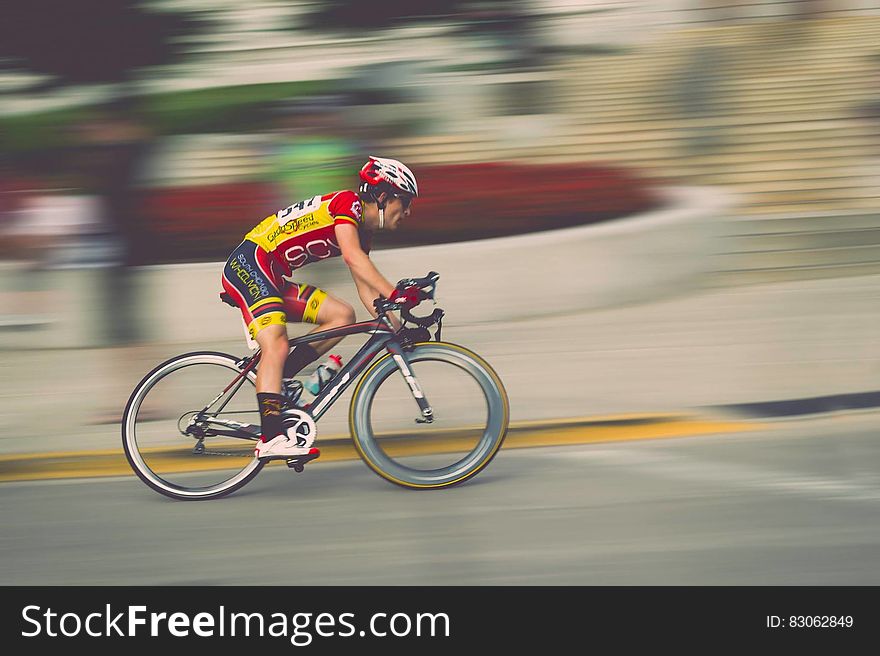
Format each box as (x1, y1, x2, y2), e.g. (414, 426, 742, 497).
(0, 1, 210, 403)
(0, 0, 206, 89)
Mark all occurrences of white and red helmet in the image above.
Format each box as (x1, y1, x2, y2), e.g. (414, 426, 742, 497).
(359, 156, 419, 198)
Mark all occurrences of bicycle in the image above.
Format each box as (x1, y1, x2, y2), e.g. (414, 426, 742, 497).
(122, 272, 509, 500)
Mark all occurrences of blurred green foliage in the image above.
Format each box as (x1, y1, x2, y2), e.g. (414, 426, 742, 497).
(0, 80, 326, 156)
(143, 80, 327, 135)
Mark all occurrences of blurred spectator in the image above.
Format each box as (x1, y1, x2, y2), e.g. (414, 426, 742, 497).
(72, 96, 153, 344)
(0, 151, 106, 328)
(2, 185, 106, 268)
(71, 96, 157, 422)
(263, 95, 361, 204)
(0, 155, 40, 260)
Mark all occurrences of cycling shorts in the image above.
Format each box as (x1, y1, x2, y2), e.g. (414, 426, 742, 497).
(221, 240, 328, 340)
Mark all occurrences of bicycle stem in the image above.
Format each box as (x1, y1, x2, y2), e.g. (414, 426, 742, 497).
(383, 341, 434, 423)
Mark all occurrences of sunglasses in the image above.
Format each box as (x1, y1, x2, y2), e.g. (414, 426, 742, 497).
(390, 192, 414, 210)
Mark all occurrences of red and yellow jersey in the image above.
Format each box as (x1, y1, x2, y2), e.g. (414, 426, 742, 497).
(244, 190, 370, 277)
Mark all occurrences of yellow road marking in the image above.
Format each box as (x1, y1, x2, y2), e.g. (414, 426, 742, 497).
(0, 415, 762, 483)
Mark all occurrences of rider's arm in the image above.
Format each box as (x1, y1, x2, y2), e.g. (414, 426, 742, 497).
(335, 223, 394, 298)
(335, 222, 397, 312)
(350, 274, 380, 316)
(350, 275, 403, 331)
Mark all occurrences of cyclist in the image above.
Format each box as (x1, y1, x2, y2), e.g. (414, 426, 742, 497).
(220, 156, 420, 460)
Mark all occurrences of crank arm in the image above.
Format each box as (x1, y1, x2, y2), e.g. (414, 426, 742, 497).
(187, 416, 260, 440)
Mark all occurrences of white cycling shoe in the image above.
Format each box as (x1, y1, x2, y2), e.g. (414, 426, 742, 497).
(254, 434, 318, 460)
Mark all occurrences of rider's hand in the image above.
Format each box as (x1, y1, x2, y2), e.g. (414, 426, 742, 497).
(392, 285, 421, 308)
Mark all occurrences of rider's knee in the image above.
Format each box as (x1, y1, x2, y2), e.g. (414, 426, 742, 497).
(339, 302, 356, 325)
(259, 330, 289, 361)
(326, 301, 355, 326)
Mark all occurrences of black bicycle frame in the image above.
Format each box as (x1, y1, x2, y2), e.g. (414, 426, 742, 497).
(199, 312, 434, 442)
(247, 314, 431, 421)
(301, 318, 397, 421)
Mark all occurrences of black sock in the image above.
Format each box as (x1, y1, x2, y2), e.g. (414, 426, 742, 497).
(257, 392, 285, 441)
(283, 344, 320, 379)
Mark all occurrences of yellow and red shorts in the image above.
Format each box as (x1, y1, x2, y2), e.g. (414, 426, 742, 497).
(221, 240, 328, 340)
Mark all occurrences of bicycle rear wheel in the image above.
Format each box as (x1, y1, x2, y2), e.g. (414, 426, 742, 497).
(122, 351, 265, 500)
(349, 342, 509, 489)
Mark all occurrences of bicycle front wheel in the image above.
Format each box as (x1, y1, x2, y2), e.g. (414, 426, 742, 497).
(349, 342, 509, 489)
(122, 351, 265, 500)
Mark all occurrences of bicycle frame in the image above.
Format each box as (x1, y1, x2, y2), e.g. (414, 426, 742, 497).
(201, 313, 432, 440)
(299, 317, 397, 421)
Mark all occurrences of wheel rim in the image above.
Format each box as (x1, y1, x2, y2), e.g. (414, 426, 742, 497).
(123, 354, 263, 498)
(351, 344, 508, 488)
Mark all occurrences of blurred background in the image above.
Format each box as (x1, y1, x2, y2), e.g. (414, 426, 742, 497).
(4, 0, 876, 382)
(3, 0, 879, 323)
(1, 1, 879, 585)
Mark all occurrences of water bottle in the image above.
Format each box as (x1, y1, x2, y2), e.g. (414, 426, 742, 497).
(281, 378, 306, 409)
(303, 354, 343, 395)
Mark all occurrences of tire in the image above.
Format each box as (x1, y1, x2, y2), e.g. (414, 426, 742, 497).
(122, 351, 265, 500)
(349, 342, 509, 489)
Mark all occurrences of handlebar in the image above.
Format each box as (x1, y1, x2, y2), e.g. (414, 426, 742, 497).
(396, 271, 440, 296)
(373, 271, 445, 329)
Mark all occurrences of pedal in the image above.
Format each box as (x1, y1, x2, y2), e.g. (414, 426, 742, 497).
(285, 447, 321, 473)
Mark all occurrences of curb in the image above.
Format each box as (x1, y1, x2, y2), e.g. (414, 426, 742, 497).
(0, 412, 759, 484)
(4, 392, 877, 484)
(711, 390, 880, 421)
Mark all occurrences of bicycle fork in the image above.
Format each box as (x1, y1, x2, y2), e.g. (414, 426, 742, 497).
(389, 349, 434, 424)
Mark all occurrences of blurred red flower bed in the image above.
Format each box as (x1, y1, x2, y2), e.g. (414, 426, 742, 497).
(142, 162, 660, 263)
(143, 182, 279, 263)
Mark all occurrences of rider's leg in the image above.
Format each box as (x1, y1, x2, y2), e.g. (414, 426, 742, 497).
(253, 322, 319, 458)
(282, 286, 356, 378)
(255, 323, 289, 394)
(220, 242, 312, 452)
(303, 293, 357, 355)
(254, 323, 289, 441)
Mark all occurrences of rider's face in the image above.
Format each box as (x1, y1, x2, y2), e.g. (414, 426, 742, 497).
(382, 193, 413, 230)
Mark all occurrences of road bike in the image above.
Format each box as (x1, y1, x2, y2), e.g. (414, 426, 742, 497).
(122, 272, 509, 500)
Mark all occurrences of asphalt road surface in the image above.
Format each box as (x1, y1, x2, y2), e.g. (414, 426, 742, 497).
(2, 412, 877, 585)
